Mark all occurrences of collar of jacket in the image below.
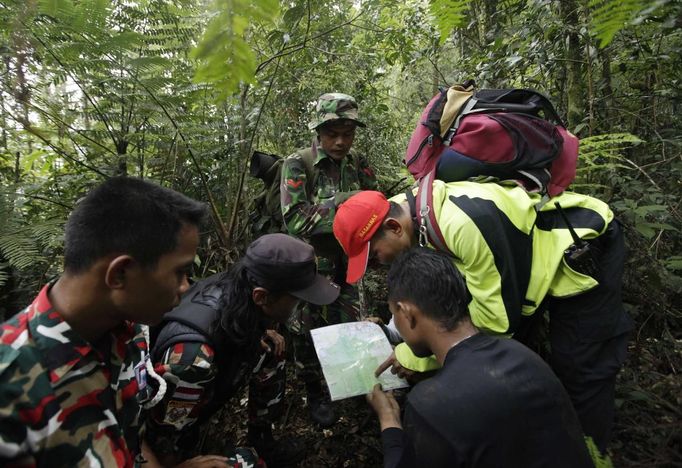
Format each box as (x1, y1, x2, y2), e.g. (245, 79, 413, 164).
(27, 283, 140, 385)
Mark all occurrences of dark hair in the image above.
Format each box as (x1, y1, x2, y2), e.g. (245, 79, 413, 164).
(373, 201, 404, 240)
(210, 262, 285, 369)
(387, 247, 471, 330)
(63, 177, 207, 273)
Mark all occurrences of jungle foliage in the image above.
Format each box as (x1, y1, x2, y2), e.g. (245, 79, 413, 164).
(0, 0, 680, 465)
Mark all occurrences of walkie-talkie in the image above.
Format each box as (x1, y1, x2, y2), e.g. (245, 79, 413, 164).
(554, 202, 601, 280)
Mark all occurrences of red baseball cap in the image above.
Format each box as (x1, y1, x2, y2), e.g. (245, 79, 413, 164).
(333, 191, 390, 284)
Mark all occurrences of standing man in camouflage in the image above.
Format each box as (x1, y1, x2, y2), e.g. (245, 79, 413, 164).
(280, 93, 377, 426)
(0, 177, 208, 467)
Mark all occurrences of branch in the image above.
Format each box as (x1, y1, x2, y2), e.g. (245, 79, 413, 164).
(622, 156, 681, 222)
(427, 55, 450, 87)
(255, 11, 364, 75)
(29, 30, 120, 150)
(23, 100, 117, 156)
(7, 192, 73, 210)
(226, 56, 281, 244)
(5, 108, 108, 177)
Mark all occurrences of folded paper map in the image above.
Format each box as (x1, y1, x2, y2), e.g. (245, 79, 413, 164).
(311, 321, 409, 401)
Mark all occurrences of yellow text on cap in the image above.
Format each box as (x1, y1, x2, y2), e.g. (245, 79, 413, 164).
(358, 214, 378, 239)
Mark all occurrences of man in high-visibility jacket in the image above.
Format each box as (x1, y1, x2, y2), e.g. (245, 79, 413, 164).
(333, 180, 633, 454)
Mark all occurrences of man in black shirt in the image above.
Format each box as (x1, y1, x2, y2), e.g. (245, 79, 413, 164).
(367, 248, 594, 467)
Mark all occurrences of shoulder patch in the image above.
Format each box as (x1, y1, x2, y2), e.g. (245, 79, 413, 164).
(286, 179, 305, 189)
(163, 399, 197, 429)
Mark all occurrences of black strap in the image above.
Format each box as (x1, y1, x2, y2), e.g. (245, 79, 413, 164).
(553, 201, 586, 247)
(405, 189, 421, 241)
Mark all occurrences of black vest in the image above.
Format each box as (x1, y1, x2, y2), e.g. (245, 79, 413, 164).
(151, 274, 261, 421)
(152, 275, 222, 364)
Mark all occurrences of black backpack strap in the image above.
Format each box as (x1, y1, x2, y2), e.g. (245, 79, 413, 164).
(473, 88, 564, 126)
(444, 96, 479, 145)
(405, 188, 420, 242)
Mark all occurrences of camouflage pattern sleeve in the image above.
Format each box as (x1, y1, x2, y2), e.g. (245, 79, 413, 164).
(0, 294, 147, 467)
(0, 346, 35, 467)
(357, 155, 378, 190)
(146, 342, 217, 457)
(280, 155, 335, 238)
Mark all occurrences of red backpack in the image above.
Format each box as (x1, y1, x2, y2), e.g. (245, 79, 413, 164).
(404, 81, 578, 197)
(404, 82, 579, 255)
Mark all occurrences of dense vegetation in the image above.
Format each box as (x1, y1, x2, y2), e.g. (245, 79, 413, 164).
(1, 0, 680, 465)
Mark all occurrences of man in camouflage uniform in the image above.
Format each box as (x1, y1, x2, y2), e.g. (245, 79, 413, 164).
(280, 93, 378, 426)
(0, 177, 207, 467)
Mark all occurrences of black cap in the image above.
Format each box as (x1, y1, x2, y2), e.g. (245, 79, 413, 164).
(243, 234, 340, 305)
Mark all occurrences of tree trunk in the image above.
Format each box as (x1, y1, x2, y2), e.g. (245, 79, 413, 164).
(116, 140, 128, 176)
(599, 46, 614, 132)
(560, 0, 586, 131)
(14, 152, 20, 184)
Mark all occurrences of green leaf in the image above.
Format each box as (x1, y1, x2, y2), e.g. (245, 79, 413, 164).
(38, 0, 75, 19)
(663, 256, 682, 271)
(192, 0, 280, 99)
(429, 0, 471, 45)
(589, 0, 669, 47)
(283, 4, 305, 26)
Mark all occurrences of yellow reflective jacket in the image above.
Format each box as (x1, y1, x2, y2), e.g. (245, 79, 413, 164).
(390, 180, 613, 335)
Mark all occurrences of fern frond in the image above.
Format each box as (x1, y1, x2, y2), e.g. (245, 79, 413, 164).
(0, 263, 8, 288)
(429, 0, 471, 44)
(588, 0, 668, 47)
(192, 0, 280, 99)
(576, 132, 644, 182)
(580, 132, 643, 156)
(0, 230, 45, 271)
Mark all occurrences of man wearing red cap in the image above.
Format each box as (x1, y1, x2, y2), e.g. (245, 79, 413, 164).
(333, 180, 632, 455)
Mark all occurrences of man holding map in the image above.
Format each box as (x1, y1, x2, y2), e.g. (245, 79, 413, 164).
(333, 185, 631, 454)
(366, 248, 594, 467)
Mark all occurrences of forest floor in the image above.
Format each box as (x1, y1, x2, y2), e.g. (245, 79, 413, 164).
(198, 329, 681, 467)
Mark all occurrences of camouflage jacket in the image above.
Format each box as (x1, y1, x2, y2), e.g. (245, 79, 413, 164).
(146, 340, 276, 458)
(0, 284, 147, 467)
(146, 341, 219, 457)
(280, 143, 377, 240)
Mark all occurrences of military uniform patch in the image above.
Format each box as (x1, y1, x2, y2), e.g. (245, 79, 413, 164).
(164, 400, 196, 428)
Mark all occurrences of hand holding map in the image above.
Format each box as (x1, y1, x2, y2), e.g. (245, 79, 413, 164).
(311, 321, 409, 401)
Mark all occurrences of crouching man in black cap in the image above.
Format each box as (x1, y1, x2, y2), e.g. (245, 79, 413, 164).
(144, 234, 340, 467)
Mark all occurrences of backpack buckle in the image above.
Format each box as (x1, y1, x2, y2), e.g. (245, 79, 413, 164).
(418, 206, 430, 247)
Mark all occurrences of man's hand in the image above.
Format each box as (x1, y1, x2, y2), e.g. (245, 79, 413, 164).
(365, 316, 384, 326)
(260, 329, 285, 357)
(174, 455, 230, 467)
(375, 351, 415, 382)
(366, 383, 402, 431)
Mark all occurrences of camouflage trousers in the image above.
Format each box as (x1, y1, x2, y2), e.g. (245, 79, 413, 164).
(286, 256, 361, 389)
(248, 345, 287, 431)
(153, 350, 286, 460)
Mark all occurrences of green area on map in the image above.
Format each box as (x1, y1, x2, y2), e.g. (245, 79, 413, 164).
(311, 321, 409, 401)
